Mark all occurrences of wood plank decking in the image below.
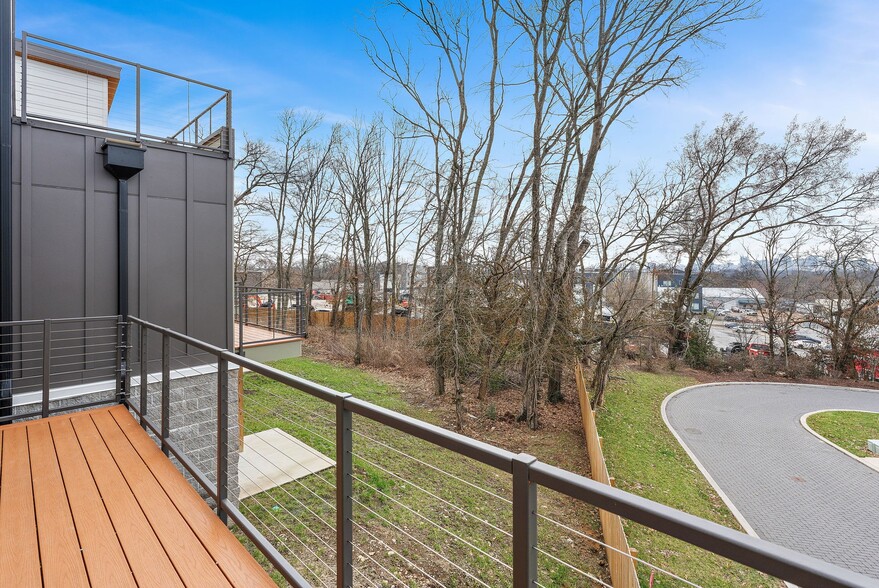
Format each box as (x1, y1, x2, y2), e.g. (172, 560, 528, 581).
(0, 405, 276, 588)
(234, 322, 303, 349)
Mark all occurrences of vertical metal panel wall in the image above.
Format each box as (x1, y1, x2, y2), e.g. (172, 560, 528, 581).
(10, 119, 232, 350)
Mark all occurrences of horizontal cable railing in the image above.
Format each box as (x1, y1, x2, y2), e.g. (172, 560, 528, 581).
(17, 32, 232, 154)
(126, 314, 878, 588)
(0, 315, 123, 424)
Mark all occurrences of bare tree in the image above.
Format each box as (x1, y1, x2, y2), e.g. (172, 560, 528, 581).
(299, 125, 342, 311)
(234, 136, 275, 206)
(664, 115, 879, 356)
(364, 0, 758, 429)
(365, 0, 503, 430)
(335, 116, 385, 364)
(252, 110, 322, 288)
(811, 226, 879, 376)
(377, 117, 423, 335)
(233, 204, 270, 286)
(515, 0, 758, 428)
(579, 170, 675, 407)
(743, 223, 812, 367)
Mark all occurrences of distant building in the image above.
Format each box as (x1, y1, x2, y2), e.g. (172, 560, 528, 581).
(654, 269, 704, 314)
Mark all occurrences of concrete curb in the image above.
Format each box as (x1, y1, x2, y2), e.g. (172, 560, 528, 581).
(662, 382, 879, 588)
(800, 409, 879, 474)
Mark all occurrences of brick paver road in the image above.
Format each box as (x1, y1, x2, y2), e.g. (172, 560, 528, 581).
(664, 383, 879, 580)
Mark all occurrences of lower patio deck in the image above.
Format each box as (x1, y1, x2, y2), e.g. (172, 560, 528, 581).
(0, 405, 275, 588)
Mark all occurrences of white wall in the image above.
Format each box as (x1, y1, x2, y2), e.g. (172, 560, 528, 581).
(15, 55, 109, 127)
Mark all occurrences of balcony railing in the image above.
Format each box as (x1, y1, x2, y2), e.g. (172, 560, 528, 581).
(124, 315, 875, 588)
(16, 32, 232, 154)
(234, 286, 308, 350)
(0, 315, 123, 423)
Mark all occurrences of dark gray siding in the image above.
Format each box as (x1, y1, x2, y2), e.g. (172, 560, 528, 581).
(11, 120, 232, 350)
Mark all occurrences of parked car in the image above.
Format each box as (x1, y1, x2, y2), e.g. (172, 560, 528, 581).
(792, 336, 821, 349)
(724, 322, 738, 329)
(746, 343, 771, 357)
(726, 342, 744, 354)
(311, 299, 332, 312)
(734, 326, 757, 334)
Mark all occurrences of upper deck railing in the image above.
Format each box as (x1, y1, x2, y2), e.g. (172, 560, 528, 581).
(16, 32, 232, 154)
(234, 286, 308, 350)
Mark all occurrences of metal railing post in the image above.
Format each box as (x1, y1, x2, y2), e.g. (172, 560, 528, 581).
(116, 319, 124, 402)
(139, 325, 147, 430)
(225, 90, 233, 155)
(267, 292, 273, 333)
(135, 64, 141, 141)
(238, 290, 245, 356)
(216, 357, 229, 524)
(41, 319, 50, 418)
(20, 32, 27, 123)
(161, 332, 170, 456)
(301, 290, 308, 336)
(512, 453, 538, 588)
(336, 394, 353, 588)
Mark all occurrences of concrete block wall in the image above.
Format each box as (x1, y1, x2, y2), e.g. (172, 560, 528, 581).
(139, 369, 240, 506)
(11, 388, 117, 419)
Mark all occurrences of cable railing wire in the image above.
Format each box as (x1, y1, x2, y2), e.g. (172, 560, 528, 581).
(236, 467, 335, 553)
(351, 495, 494, 588)
(537, 512, 703, 587)
(234, 431, 337, 524)
(237, 500, 332, 588)
(350, 449, 513, 538)
(353, 428, 513, 505)
(351, 519, 446, 587)
(535, 546, 613, 588)
(350, 470, 512, 572)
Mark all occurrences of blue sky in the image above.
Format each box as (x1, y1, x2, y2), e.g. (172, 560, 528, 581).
(15, 0, 879, 173)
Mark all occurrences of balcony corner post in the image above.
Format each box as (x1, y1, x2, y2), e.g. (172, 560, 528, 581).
(161, 331, 170, 456)
(217, 357, 229, 524)
(336, 393, 354, 588)
(139, 324, 147, 429)
(512, 453, 538, 588)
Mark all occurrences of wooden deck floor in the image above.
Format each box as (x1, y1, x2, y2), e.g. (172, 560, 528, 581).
(234, 321, 302, 348)
(0, 405, 276, 588)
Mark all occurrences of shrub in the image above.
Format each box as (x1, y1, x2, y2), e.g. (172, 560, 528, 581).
(683, 322, 717, 369)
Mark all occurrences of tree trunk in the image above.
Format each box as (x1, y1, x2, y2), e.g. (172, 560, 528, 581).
(547, 362, 564, 404)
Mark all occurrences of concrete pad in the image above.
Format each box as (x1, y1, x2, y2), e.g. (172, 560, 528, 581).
(238, 428, 334, 499)
(862, 457, 879, 473)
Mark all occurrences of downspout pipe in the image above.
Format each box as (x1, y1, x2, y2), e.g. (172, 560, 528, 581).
(102, 139, 145, 402)
(0, 0, 14, 421)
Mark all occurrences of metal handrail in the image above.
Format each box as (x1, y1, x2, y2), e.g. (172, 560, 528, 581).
(0, 315, 123, 424)
(128, 314, 879, 588)
(18, 32, 232, 153)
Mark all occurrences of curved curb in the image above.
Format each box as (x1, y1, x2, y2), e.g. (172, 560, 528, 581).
(660, 383, 759, 538)
(800, 409, 879, 474)
(660, 382, 879, 537)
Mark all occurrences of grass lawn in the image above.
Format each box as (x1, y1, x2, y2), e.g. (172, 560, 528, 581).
(596, 370, 781, 587)
(806, 410, 879, 457)
(236, 357, 603, 587)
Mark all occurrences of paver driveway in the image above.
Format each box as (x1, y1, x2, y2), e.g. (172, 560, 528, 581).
(664, 383, 879, 580)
